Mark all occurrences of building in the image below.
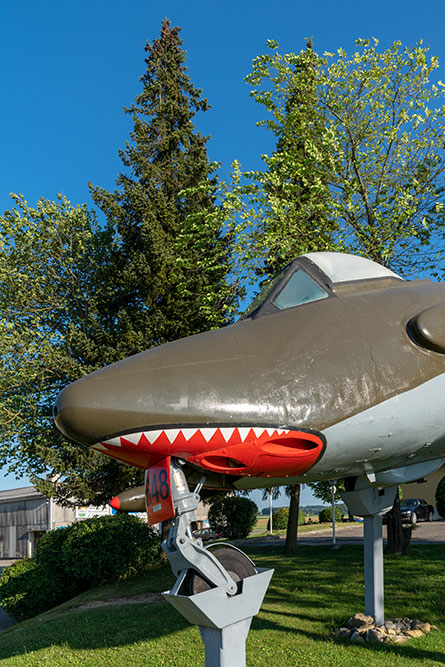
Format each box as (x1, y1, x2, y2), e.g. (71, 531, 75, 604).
(0, 485, 210, 559)
(0, 487, 111, 559)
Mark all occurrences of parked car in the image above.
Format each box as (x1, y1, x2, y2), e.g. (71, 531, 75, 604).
(192, 527, 222, 542)
(400, 498, 434, 523)
(383, 498, 434, 524)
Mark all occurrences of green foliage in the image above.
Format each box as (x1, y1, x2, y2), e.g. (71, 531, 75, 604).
(318, 506, 344, 523)
(89, 19, 238, 343)
(230, 38, 445, 281)
(267, 506, 304, 530)
(0, 515, 159, 620)
(308, 480, 345, 505)
(208, 496, 258, 539)
(435, 475, 445, 518)
(0, 195, 143, 504)
(0, 20, 239, 504)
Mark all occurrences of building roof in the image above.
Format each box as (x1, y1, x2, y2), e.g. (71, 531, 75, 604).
(0, 486, 45, 503)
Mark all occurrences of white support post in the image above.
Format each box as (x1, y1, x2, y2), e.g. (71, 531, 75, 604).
(340, 478, 396, 626)
(363, 514, 384, 625)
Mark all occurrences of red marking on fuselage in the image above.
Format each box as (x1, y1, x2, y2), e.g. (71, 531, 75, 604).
(94, 425, 324, 477)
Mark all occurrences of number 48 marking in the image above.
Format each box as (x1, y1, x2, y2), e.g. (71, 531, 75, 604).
(146, 469, 170, 507)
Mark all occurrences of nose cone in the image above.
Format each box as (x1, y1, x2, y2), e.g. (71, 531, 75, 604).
(54, 319, 282, 447)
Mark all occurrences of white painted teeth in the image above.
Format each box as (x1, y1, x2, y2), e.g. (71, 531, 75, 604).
(237, 427, 251, 442)
(146, 430, 163, 444)
(103, 436, 121, 447)
(99, 425, 294, 451)
(164, 428, 181, 444)
(93, 443, 108, 451)
(220, 427, 236, 442)
(201, 427, 217, 442)
(181, 427, 198, 440)
(120, 433, 141, 445)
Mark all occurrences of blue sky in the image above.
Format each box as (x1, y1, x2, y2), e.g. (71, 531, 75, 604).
(1, 0, 445, 505)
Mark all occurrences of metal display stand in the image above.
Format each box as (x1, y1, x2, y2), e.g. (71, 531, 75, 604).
(164, 567, 273, 667)
(340, 476, 397, 625)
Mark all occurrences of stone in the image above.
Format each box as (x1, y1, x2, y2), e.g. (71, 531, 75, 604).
(350, 632, 365, 644)
(413, 622, 431, 633)
(367, 628, 385, 643)
(384, 622, 397, 631)
(391, 634, 407, 644)
(337, 627, 352, 640)
(405, 629, 424, 639)
(386, 628, 397, 636)
(346, 613, 374, 628)
(431, 625, 440, 632)
(356, 624, 373, 634)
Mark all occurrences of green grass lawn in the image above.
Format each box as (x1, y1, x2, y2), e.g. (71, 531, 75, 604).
(0, 544, 443, 666)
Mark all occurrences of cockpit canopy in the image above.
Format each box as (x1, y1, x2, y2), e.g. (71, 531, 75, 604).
(243, 252, 402, 319)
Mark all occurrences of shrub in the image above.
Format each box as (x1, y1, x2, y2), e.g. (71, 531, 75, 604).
(55, 514, 159, 589)
(208, 496, 258, 539)
(436, 475, 445, 518)
(318, 506, 344, 523)
(0, 514, 160, 620)
(266, 507, 305, 531)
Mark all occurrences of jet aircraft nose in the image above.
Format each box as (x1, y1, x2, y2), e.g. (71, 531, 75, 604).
(54, 319, 281, 447)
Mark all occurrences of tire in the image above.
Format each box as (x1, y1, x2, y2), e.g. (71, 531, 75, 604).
(410, 512, 417, 525)
(428, 511, 434, 522)
(182, 545, 257, 595)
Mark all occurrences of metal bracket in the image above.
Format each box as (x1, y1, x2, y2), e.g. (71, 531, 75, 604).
(162, 459, 238, 596)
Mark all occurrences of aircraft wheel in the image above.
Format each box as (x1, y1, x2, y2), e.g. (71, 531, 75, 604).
(182, 546, 256, 595)
(410, 512, 417, 525)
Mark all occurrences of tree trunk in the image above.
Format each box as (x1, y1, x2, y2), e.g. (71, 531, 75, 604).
(386, 487, 403, 554)
(285, 484, 301, 554)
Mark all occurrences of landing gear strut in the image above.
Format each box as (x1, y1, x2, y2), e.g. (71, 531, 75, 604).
(158, 457, 273, 667)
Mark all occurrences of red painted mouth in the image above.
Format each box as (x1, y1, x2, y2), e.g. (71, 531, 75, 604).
(92, 425, 324, 478)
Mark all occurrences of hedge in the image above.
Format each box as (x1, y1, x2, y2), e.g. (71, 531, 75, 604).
(266, 506, 305, 531)
(318, 506, 344, 523)
(208, 496, 258, 539)
(0, 514, 159, 620)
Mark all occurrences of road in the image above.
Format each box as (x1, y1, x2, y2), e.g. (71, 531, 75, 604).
(246, 519, 445, 547)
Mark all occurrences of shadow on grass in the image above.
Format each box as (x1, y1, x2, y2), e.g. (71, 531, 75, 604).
(0, 544, 442, 663)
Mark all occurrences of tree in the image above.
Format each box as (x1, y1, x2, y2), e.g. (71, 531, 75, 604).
(228, 37, 445, 549)
(89, 18, 237, 349)
(0, 20, 239, 504)
(208, 496, 258, 539)
(435, 475, 445, 518)
(233, 38, 445, 279)
(318, 506, 344, 523)
(385, 487, 403, 554)
(0, 195, 144, 504)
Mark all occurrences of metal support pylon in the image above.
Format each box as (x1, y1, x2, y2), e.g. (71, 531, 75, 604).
(340, 476, 397, 626)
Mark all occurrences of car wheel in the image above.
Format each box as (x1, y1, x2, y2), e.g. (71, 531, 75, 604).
(428, 511, 434, 522)
(410, 512, 417, 524)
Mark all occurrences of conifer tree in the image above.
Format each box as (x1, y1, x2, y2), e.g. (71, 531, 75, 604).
(0, 21, 237, 506)
(90, 19, 236, 351)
